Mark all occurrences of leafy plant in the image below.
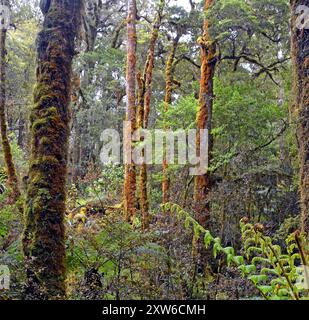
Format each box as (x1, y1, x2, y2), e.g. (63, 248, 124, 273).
(162, 203, 309, 300)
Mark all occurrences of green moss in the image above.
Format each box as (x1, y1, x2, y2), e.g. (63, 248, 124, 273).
(23, 0, 82, 299)
(29, 172, 48, 186)
(33, 83, 51, 102)
(32, 190, 51, 209)
(32, 117, 49, 131)
(43, 106, 58, 116)
(40, 155, 59, 166)
(39, 136, 51, 146)
(32, 114, 62, 132)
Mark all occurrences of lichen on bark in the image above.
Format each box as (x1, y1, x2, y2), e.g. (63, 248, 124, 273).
(162, 35, 180, 205)
(137, 0, 164, 230)
(123, 0, 138, 222)
(194, 0, 218, 228)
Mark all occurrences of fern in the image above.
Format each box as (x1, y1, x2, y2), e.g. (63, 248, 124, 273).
(162, 203, 309, 300)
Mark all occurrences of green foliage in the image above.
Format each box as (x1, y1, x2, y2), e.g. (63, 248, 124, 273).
(239, 220, 309, 300)
(213, 75, 285, 153)
(0, 134, 26, 176)
(0, 0, 301, 301)
(162, 203, 309, 300)
(208, 0, 290, 66)
(84, 164, 124, 201)
(0, 197, 25, 299)
(157, 94, 197, 130)
(66, 209, 168, 299)
(274, 216, 300, 243)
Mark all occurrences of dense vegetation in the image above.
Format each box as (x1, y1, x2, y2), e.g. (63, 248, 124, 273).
(0, 0, 308, 300)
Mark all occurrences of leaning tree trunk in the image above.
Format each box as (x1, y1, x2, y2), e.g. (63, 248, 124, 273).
(194, 0, 217, 228)
(291, 0, 309, 236)
(0, 1, 20, 202)
(123, 0, 137, 222)
(22, 0, 82, 299)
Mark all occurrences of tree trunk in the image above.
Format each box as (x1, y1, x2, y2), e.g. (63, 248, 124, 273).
(138, 0, 164, 230)
(0, 1, 20, 202)
(123, 0, 137, 222)
(136, 71, 146, 224)
(194, 0, 217, 228)
(162, 35, 180, 204)
(17, 112, 25, 149)
(22, 0, 82, 299)
(291, 0, 309, 236)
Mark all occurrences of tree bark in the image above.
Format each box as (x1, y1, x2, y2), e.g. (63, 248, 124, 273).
(194, 0, 217, 228)
(123, 0, 137, 222)
(291, 0, 309, 236)
(136, 71, 146, 223)
(22, 0, 82, 299)
(138, 0, 164, 230)
(0, 1, 20, 202)
(162, 35, 180, 204)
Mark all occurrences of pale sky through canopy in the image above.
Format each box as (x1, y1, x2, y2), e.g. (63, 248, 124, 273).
(171, 0, 192, 11)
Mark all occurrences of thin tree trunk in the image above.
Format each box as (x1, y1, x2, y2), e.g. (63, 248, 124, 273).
(138, 0, 164, 230)
(136, 71, 146, 223)
(0, 5, 20, 202)
(162, 35, 180, 204)
(194, 0, 217, 228)
(123, 0, 137, 222)
(22, 0, 82, 299)
(291, 0, 309, 236)
(17, 112, 25, 149)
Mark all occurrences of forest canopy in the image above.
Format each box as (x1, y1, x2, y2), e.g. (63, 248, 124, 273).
(0, 0, 308, 302)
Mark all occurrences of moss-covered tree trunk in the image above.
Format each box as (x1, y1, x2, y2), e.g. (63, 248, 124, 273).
(136, 72, 146, 224)
(0, 1, 20, 202)
(22, 0, 82, 299)
(194, 0, 217, 228)
(162, 35, 180, 205)
(291, 0, 309, 236)
(138, 0, 164, 230)
(124, 0, 137, 222)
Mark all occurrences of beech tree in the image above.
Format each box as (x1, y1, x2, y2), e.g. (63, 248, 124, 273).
(194, 0, 217, 227)
(123, 0, 137, 222)
(137, 0, 165, 230)
(162, 34, 181, 205)
(291, 0, 309, 236)
(22, 0, 82, 299)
